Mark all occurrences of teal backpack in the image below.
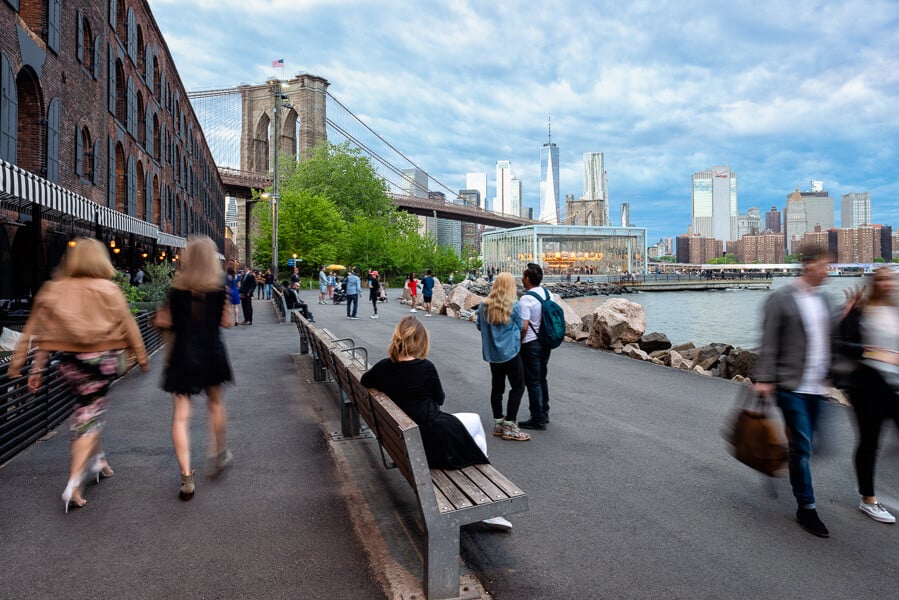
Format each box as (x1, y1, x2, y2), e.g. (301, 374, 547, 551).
(525, 289, 566, 349)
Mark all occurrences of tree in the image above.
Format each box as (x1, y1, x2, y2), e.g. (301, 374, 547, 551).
(288, 142, 393, 220)
(253, 189, 345, 275)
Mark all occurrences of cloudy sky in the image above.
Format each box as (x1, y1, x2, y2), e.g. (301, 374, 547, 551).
(149, 0, 899, 243)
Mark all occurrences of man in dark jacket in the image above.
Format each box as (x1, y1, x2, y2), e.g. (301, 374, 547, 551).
(754, 253, 832, 537)
(239, 267, 257, 325)
(283, 281, 314, 322)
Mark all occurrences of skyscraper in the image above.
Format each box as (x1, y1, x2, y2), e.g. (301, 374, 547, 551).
(401, 167, 428, 199)
(841, 192, 871, 228)
(569, 152, 609, 226)
(494, 160, 513, 215)
(465, 172, 488, 210)
(510, 176, 522, 217)
(785, 182, 835, 253)
(539, 119, 560, 223)
(620, 203, 631, 227)
(765, 206, 781, 233)
(692, 166, 737, 243)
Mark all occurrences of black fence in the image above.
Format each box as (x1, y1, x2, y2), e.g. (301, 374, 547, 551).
(0, 311, 162, 466)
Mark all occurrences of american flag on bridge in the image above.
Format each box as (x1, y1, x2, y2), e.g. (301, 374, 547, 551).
(272, 58, 284, 68)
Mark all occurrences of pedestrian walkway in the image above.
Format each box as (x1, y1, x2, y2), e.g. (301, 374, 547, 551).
(0, 302, 384, 599)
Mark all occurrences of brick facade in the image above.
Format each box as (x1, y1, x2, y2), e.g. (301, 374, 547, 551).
(0, 0, 224, 246)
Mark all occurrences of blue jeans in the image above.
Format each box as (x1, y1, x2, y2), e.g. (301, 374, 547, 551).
(776, 390, 824, 508)
(264, 283, 272, 299)
(520, 339, 550, 423)
(346, 294, 358, 318)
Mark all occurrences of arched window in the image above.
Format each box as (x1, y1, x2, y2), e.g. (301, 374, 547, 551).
(46, 98, 60, 182)
(152, 113, 160, 160)
(153, 57, 161, 99)
(136, 26, 145, 73)
(115, 143, 126, 213)
(136, 91, 145, 146)
(77, 14, 94, 71)
(136, 160, 145, 220)
(0, 52, 15, 163)
(152, 173, 160, 225)
(15, 66, 43, 176)
(116, 0, 127, 42)
(115, 60, 126, 124)
(75, 125, 94, 181)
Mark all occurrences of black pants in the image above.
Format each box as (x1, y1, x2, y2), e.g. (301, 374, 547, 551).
(241, 295, 253, 323)
(297, 302, 313, 322)
(849, 369, 899, 497)
(489, 355, 525, 422)
(371, 295, 378, 314)
(520, 339, 551, 423)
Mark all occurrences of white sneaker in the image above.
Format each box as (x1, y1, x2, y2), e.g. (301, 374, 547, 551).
(425, 312, 431, 317)
(858, 500, 896, 523)
(410, 308, 417, 313)
(482, 516, 512, 531)
(370, 314, 379, 319)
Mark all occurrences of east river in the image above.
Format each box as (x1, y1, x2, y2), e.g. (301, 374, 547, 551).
(566, 276, 863, 349)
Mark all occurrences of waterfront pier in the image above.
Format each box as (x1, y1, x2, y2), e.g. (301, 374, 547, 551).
(2, 299, 897, 599)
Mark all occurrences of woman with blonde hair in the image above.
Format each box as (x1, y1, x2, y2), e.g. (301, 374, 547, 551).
(361, 316, 513, 530)
(836, 266, 899, 523)
(159, 235, 233, 500)
(476, 272, 529, 441)
(9, 237, 149, 512)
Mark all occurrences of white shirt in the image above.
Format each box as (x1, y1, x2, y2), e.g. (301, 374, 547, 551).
(793, 280, 830, 395)
(519, 286, 547, 344)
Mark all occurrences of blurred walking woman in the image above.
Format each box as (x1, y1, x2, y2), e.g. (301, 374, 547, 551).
(837, 266, 899, 524)
(9, 238, 149, 513)
(159, 236, 233, 500)
(476, 272, 530, 441)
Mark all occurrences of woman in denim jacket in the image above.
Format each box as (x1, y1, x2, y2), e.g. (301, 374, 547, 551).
(476, 272, 530, 441)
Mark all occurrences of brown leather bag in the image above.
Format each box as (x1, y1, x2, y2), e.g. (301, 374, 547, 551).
(725, 386, 788, 477)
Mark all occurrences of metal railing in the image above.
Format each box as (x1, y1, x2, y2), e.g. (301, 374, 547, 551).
(0, 311, 163, 466)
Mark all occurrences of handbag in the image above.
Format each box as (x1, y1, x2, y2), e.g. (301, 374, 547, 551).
(724, 385, 788, 477)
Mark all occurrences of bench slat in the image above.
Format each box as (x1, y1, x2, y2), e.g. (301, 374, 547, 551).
(432, 484, 455, 514)
(443, 468, 493, 506)
(471, 464, 526, 498)
(459, 465, 510, 502)
(430, 469, 474, 510)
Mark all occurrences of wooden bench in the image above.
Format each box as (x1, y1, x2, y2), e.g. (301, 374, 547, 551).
(303, 325, 367, 437)
(329, 348, 528, 599)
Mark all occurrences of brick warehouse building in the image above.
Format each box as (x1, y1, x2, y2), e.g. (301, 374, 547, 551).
(0, 0, 225, 299)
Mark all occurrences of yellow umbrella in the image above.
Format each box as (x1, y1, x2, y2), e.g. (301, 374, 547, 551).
(324, 264, 346, 271)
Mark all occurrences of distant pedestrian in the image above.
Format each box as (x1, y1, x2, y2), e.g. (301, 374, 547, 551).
(518, 263, 552, 431)
(10, 237, 149, 513)
(318, 266, 328, 304)
(239, 266, 256, 325)
(264, 269, 274, 300)
(407, 272, 418, 312)
(226, 267, 241, 326)
(368, 271, 381, 319)
(754, 253, 833, 537)
(159, 236, 234, 501)
(290, 267, 301, 286)
(835, 267, 899, 524)
(477, 272, 530, 442)
(327, 271, 337, 300)
(255, 269, 265, 299)
(345, 269, 361, 319)
(420, 269, 436, 317)
(131, 265, 145, 286)
(283, 281, 314, 322)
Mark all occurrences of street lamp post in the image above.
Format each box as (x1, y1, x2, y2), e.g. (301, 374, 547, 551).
(271, 79, 282, 280)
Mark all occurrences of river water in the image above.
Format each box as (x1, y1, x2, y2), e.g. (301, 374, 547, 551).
(566, 277, 863, 349)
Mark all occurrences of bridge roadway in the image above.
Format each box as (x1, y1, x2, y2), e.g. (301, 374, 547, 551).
(3, 296, 898, 599)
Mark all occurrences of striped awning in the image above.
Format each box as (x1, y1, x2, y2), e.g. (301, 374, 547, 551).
(0, 158, 182, 247)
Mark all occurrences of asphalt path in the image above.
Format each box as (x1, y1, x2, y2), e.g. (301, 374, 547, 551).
(313, 292, 899, 600)
(0, 303, 384, 600)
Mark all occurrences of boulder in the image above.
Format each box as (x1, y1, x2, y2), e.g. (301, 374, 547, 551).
(681, 344, 726, 366)
(624, 344, 651, 361)
(725, 348, 757, 380)
(671, 342, 695, 353)
(669, 350, 693, 370)
(554, 295, 584, 339)
(587, 298, 647, 349)
(573, 330, 590, 342)
(693, 364, 712, 376)
(639, 332, 671, 353)
(445, 285, 478, 314)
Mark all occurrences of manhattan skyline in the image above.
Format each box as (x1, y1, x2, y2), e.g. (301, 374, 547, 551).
(151, 0, 899, 242)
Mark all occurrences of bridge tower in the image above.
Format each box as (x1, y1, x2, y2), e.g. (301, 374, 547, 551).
(231, 74, 329, 268)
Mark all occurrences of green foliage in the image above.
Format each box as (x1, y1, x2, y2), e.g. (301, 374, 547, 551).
(785, 253, 802, 264)
(655, 255, 676, 263)
(114, 272, 142, 314)
(287, 142, 393, 220)
(708, 255, 738, 264)
(140, 262, 175, 303)
(874, 257, 886, 263)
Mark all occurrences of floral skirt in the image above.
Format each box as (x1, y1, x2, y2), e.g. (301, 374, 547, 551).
(58, 350, 126, 438)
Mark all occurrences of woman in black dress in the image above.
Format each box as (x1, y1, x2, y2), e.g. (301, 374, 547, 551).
(361, 315, 487, 468)
(161, 236, 233, 500)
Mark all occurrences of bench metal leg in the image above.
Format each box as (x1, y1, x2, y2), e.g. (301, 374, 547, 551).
(312, 352, 327, 382)
(340, 390, 360, 437)
(300, 332, 309, 355)
(424, 526, 461, 600)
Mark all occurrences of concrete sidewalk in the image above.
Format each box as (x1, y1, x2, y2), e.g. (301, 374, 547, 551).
(0, 301, 385, 599)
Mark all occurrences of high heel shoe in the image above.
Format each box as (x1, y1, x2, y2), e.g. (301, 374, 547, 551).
(179, 471, 195, 501)
(61, 477, 87, 513)
(89, 453, 115, 483)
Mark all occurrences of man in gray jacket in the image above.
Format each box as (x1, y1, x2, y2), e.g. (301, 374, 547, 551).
(754, 253, 832, 537)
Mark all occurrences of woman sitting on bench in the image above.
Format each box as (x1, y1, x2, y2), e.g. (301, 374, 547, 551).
(362, 316, 513, 530)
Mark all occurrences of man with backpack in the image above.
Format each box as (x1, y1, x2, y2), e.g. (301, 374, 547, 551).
(517, 262, 564, 430)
